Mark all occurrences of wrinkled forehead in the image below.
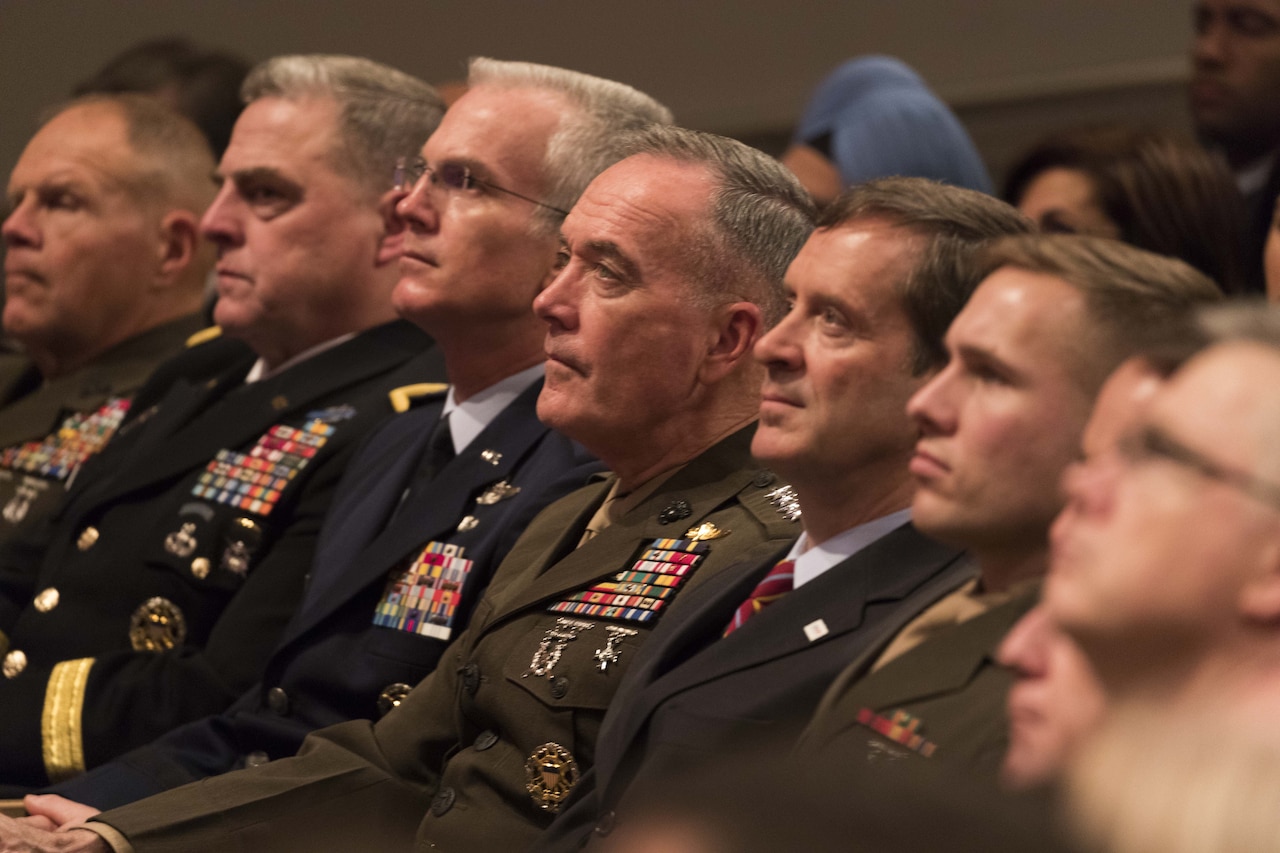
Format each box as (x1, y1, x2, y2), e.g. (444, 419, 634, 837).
(424, 85, 565, 187)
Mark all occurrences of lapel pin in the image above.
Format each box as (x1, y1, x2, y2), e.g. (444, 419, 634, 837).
(803, 619, 829, 642)
(657, 499, 691, 525)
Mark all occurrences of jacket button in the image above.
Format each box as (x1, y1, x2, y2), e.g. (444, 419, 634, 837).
(461, 663, 481, 696)
(473, 730, 499, 751)
(2, 650, 26, 679)
(33, 588, 59, 613)
(753, 470, 775, 488)
(245, 751, 270, 767)
(266, 687, 290, 715)
(595, 810, 618, 837)
(430, 787, 456, 816)
(549, 676, 570, 699)
(377, 682, 413, 717)
(76, 526, 100, 550)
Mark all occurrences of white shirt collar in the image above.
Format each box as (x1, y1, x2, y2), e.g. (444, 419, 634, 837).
(786, 507, 913, 589)
(441, 362, 544, 454)
(243, 333, 356, 384)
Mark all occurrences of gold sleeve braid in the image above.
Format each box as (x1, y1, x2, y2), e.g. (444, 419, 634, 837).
(42, 657, 94, 782)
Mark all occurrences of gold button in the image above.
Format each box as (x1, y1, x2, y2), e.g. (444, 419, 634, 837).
(3, 650, 27, 678)
(33, 588, 59, 613)
(191, 557, 211, 579)
(129, 597, 187, 652)
(76, 526, 100, 550)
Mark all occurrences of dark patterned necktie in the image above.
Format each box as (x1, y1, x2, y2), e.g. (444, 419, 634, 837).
(722, 559, 795, 637)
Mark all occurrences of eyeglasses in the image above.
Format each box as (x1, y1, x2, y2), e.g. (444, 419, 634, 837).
(1118, 424, 1280, 512)
(393, 156, 568, 216)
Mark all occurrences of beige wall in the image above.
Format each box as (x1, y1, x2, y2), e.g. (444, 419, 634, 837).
(0, 0, 1194, 193)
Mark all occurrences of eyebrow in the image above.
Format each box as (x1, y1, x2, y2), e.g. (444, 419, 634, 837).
(954, 342, 1021, 380)
(580, 238, 643, 282)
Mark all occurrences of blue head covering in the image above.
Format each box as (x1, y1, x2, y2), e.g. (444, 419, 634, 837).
(793, 56, 993, 194)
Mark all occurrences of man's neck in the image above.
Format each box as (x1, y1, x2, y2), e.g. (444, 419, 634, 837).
(975, 545, 1047, 594)
(610, 406, 758, 494)
(435, 320, 546, 403)
(792, 468, 915, 547)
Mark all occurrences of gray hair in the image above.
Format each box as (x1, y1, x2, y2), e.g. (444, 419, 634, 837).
(821, 177, 1034, 374)
(467, 57, 674, 232)
(620, 125, 816, 323)
(242, 55, 444, 195)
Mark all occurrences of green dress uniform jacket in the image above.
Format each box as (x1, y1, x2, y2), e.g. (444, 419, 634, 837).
(0, 315, 207, 556)
(795, 588, 1038, 777)
(0, 319, 443, 788)
(91, 425, 801, 852)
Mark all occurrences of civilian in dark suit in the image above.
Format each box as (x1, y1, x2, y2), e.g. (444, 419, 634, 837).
(0, 55, 445, 789)
(539, 178, 1032, 850)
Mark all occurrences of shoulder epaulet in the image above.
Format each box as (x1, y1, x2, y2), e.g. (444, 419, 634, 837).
(388, 382, 449, 413)
(185, 326, 222, 348)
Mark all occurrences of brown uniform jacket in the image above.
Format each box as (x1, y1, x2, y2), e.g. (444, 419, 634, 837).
(93, 425, 800, 852)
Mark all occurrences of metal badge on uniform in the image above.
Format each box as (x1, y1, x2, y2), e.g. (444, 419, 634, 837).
(221, 517, 263, 575)
(456, 515, 479, 532)
(657, 499, 691, 525)
(306, 405, 357, 424)
(525, 742, 580, 813)
(2, 649, 27, 679)
(593, 625, 638, 672)
(377, 682, 414, 717)
(2, 481, 42, 524)
(0, 397, 130, 484)
(855, 708, 937, 758)
(684, 521, 729, 541)
(164, 522, 199, 558)
(548, 537, 711, 625)
(767, 485, 803, 521)
(129, 597, 187, 652)
(523, 618, 594, 678)
(475, 479, 520, 506)
(373, 541, 476, 642)
(481, 449, 502, 466)
(190, 415, 340, 517)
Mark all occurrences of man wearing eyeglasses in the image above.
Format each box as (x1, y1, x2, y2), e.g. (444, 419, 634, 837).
(800, 235, 1220, 770)
(1045, 303, 1280, 713)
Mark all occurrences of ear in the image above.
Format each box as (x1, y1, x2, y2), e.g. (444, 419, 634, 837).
(698, 301, 763, 385)
(154, 210, 200, 288)
(376, 188, 409, 266)
(1238, 535, 1280, 625)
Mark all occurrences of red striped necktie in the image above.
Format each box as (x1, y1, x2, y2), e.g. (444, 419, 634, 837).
(722, 559, 795, 637)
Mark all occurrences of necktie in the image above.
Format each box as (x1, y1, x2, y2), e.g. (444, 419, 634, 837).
(722, 559, 795, 637)
(418, 413, 455, 482)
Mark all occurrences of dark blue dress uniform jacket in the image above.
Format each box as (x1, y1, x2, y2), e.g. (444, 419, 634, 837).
(0, 319, 443, 787)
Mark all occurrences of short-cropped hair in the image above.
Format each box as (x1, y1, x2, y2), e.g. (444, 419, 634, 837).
(243, 55, 444, 196)
(619, 125, 816, 323)
(43, 93, 217, 214)
(977, 234, 1223, 390)
(467, 58, 674, 233)
(820, 177, 1034, 374)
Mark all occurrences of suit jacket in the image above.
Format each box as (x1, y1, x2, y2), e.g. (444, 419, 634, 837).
(0, 319, 444, 788)
(94, 425, 802, 852)
(795, 588, 1038, 779)
(0, 315, 207, 556)
(538, 522, 972, 851)
(49, 379, 602, 808)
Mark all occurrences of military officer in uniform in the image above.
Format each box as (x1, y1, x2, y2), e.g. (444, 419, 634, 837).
(798, 236, 1222, 774)
(0, 55, 446, 789)
(33, 57, 668, 810)
(0, 94, 217, 549)
(0, 125, 815, 852)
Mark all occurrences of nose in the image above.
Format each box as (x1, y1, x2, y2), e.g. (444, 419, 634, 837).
(396, 174, 440, 234)
(1, 196, 38, 250)
(199, 183, 243, 249)
(1192, 18, 1228, 68)
(1059, 454, 1117, 520)
(533, 258, 580, 334)
(753, 306, 803, 372)
(906, 362, 957, 435)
